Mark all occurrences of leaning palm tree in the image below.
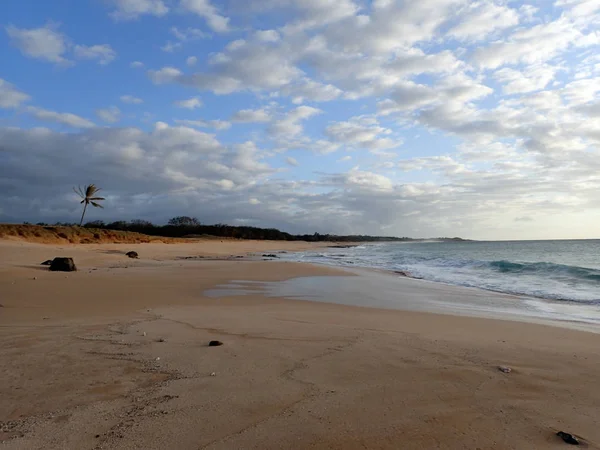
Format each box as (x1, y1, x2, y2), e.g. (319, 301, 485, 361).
(73, 184, 105, 226)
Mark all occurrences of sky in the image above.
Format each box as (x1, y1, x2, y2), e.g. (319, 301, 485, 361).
(0, 0, 599, 240)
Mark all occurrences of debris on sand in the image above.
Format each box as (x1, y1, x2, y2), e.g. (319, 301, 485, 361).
(556, 431, 580, 445)
(498, 366, 512, 373)
(209, 340, 224, 347)
(126, 251, 139, 259)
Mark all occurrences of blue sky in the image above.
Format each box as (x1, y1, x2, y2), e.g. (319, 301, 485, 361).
(0, 0, 599, 239)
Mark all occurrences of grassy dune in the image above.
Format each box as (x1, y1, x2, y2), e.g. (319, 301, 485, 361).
(0, 224, 180, 244)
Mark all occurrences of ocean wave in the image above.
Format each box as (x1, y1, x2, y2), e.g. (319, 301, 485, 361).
(487, 260, 600, 282)
(283, 243, 600, 303)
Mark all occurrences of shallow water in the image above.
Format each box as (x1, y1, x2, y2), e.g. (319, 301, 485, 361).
(279, 240, 600, 304)
(204, 269, 600, 333)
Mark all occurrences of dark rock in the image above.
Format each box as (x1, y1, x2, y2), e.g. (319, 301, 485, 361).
(209, 340, 223, 347)
(126, 251, 139, 259)
(41, 260, 53, 266)
(49, 257, 77, 272)
(557, 431, 580, 445)
(262, 254, 278, 258)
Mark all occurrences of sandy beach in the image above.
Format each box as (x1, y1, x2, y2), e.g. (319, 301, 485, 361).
(1, 239, 600, 449)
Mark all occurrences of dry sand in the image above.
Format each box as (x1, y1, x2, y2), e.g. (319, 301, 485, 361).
(1, 239, 600, 449)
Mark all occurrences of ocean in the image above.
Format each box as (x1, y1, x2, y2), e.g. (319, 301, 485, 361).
(282, 240, 600, 304)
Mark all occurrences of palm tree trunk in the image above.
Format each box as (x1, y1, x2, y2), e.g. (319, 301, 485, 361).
(79, 202, 88, 226)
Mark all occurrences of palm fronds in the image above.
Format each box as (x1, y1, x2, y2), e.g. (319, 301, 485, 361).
(74, 184, 105, 225)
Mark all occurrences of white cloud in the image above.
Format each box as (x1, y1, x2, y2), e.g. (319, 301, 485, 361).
(208, 120, 232, 131)
(555, 0, 600, 18)
(26, 106, 95, 128)
(5, 24, 70, 64)
(120, 95, 143, 104)
(96, 106, 121, 123)
(311, 140, 341, 155)
(130, 61, 144, 68)
(74, 44, 116, 65)
(148, 66, 183, 84)
(268, 105, 321, 137)
(286, 156, 299, 167)
(494, 64, 559, 94)
(174, 119, 231, 130)
(337, 155, 352, 162)
(161, 41, 182, 53)
(331, 169, 395, 192)
(174, 97, 203, 109)
(325, 116, 399, 150)
(153, 36, 304, 94)
(254, 30, 280, 42)
(448, 2, 519, 42)
(186, 56, 198, 66)
(180, 0, 230, 32)
(231, 108, 271, 123)
(283, 78, 343, 103)
(0, 78, 30, 109)
(319, 0, 464, 54)
(6, 24, 119, 66)
(471, 16, 597, 69)
(280, 0, 360, 33)
(109, 0, 168, 20)
(171, 27, 208, 41)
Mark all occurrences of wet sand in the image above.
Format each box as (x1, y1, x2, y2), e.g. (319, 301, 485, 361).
(1, 240, 600, 449)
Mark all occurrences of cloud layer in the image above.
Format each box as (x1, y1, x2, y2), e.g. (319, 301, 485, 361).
(1, 0, 599, 239)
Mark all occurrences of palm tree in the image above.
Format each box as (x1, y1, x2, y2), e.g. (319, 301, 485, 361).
(73, 184, 105, 226)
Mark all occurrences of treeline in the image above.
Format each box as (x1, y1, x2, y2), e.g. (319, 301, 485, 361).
(28, 216, 431, 242)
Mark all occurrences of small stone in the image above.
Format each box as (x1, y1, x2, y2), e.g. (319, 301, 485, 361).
(155, 357, 160, 361)
(126, 251, 139, 259)
(158, 338, 165, 343)
(33, 277, 37, 280)
(143, 332, 147, 337)
(557, 431, 580, 445)
(209, 340, 223, 347)
(210, 372, 216, 377)
(95, 434, 100, 438)
(498, 366, 512, 373)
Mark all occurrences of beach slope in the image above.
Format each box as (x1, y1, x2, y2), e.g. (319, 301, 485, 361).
(1, 240, 599, 449)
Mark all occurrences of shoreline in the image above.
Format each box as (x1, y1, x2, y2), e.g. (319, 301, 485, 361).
(205, 265, 600, 335)
(2, 240, 600, 449)
(278, 243, 600, 308)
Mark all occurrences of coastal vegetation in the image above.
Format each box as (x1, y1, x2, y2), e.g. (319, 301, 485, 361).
(9, 216, 466, 243)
